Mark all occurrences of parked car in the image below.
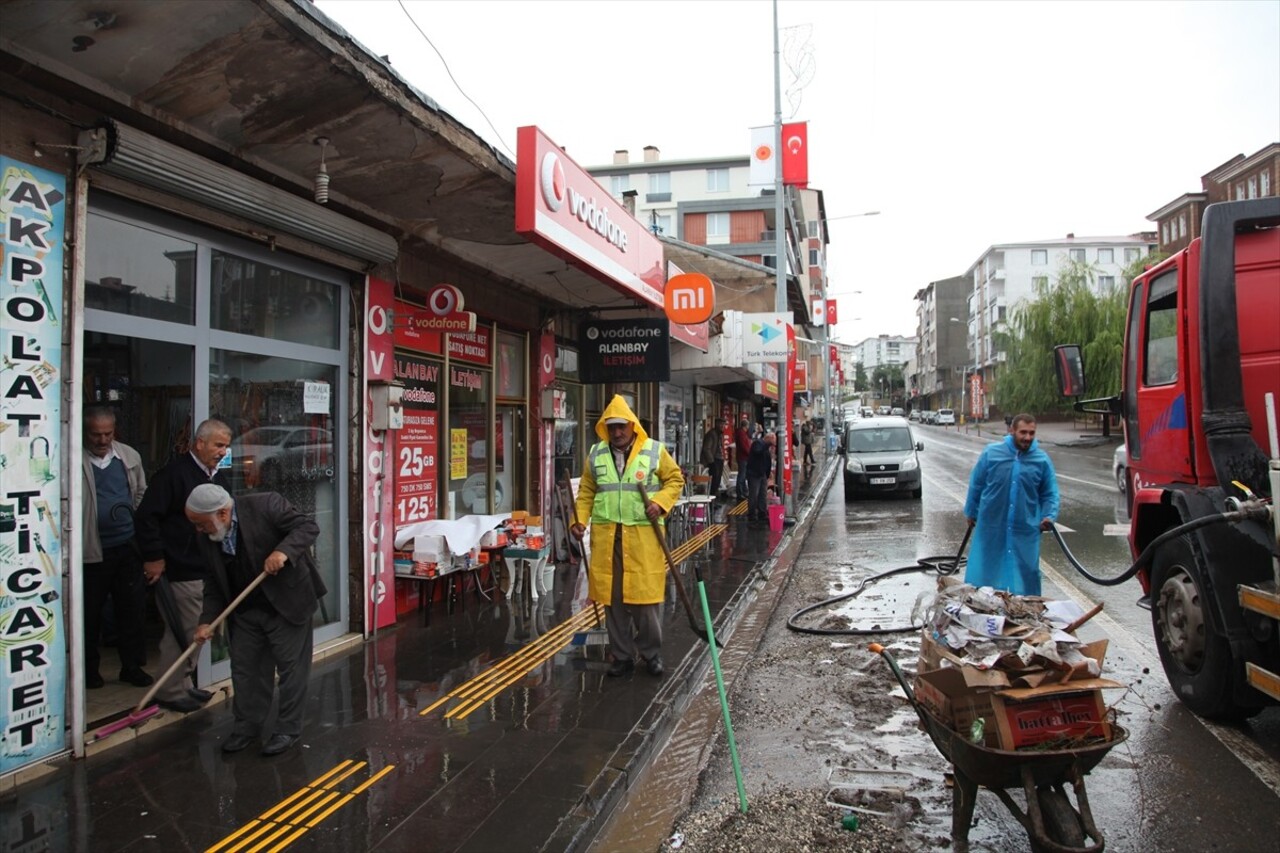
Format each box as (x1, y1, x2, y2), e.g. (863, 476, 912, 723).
(231, 425, 334, 487)
(907, 410, 920, 422)
(839, 417, 923, 501)
(936, 408, 956, 426)
(1113, 444, 1128, 495)
(924, 410, 937, 425)
(890, 407, 905, 417)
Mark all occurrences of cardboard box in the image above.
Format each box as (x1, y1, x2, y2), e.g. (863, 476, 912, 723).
(912, 667, 1003, 748)
(991, 688, 1111, 750)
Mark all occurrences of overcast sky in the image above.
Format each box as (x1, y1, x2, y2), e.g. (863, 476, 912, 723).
(315, 0, 1279, 345)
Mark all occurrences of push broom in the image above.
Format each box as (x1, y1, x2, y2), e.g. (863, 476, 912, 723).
(93, 570, 269, 740)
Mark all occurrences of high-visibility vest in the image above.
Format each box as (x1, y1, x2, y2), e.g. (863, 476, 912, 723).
(588, 438, 663, 527)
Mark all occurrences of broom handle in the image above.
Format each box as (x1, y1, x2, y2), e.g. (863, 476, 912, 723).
(133, 570, 270, 713)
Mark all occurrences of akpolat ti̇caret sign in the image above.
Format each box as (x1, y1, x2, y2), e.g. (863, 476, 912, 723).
(515, 126, 665, 309)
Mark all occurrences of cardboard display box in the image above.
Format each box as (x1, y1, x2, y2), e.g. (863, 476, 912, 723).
(990, 687, 1111, 750)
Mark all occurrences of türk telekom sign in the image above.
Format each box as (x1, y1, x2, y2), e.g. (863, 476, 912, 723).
(515, 126, 665, 309)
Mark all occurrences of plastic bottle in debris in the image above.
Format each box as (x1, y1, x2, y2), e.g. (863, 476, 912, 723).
(970, 718, 985, 744)
(841, 813, 860, 831)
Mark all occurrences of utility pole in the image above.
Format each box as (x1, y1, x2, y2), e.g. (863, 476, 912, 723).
(772, 0, 792, 520)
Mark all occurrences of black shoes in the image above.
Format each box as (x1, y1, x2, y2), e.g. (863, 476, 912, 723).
(606, 659, 635, 677)
(120, 668, 154, 687)
(188, 688, 214, 704)
(222, 732, 257, 753)
(646, 656, 664, 677)
(158, 696, 204, 714)
(87, 672, 105, 689)
(261, 734, 299, 756)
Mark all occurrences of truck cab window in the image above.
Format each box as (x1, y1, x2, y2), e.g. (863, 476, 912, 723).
(1144, 271, 1178, 386)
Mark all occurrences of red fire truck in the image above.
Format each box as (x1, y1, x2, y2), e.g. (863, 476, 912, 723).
(1059, 197, 1279, 719)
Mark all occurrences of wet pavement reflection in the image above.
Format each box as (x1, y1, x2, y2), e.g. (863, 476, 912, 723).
(1, 460, 829, 853)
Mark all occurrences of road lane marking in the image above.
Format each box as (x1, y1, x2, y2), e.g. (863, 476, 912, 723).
(205, 761, 396, 853)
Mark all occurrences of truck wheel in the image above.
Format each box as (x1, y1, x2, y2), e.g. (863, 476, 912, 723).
(1035, 787, 1084, 850)
(1150, 535, 1250, 719)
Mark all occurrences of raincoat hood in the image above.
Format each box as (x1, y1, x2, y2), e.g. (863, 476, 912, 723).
(595, 395, 649, 444)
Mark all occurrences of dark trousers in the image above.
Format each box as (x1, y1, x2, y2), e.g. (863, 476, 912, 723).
(803, 442, 815, 465)
(735, 462, 748, 497)
(706, 459, 724, 498)
(83, 544, 147, 676)
(747, 473, 768, 522)
(228, 608, 313, 737)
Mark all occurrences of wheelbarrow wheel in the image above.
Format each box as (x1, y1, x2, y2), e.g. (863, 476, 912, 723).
(1036, 787, 1084, 849)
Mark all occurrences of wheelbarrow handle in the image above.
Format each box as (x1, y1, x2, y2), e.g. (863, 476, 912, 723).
(868, 643, 916, 705)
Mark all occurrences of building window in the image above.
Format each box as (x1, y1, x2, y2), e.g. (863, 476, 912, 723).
(610, 175, 629, 197)
(1178, 214, 1186, 239)
(1262, 170, 1272, 195)
(706, 168, 729, 192)
(1247, 176, 1258, 198)
(1162, 223, 1169, 244)
(649, 172, 671, 193)
(1099, 275, 1116, 292)
(1125, 247, 1141, 264)
(706, 212, 729, 238)
(1097, 248, 1113, 264)
(761, 254, 776, 269)
(1031, 249, 1047, 265)
(808, 248, 820, 267)
(653, 213, 672, 235)
(807, 220, 820, 238)
(1032, 275, 1049, 288)
(1235, 183, 1245, 200)
(1069, 248, 1086, 263)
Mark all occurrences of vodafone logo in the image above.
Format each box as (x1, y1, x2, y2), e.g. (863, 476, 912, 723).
(540, 152, 566, 212)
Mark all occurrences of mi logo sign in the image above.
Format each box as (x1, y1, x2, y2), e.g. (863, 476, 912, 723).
(663, 273, 715, 325)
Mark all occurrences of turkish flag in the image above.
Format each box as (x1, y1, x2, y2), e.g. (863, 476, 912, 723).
(782, 122, 808, 188)
(826, 299, 838, 325)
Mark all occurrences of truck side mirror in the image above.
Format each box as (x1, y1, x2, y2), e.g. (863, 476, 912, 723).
(1054, 345, 1086, 397)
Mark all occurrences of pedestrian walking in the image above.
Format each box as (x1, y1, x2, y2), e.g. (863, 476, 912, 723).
(571, 396, 684, 678)
(187, 484, 325, 756)
(745, 433, 776, 528)
(800, 420, 815, 467)
(734, 415, 752, 499)
(963, 413, 1060, 595)
(700, 417, 726, 499)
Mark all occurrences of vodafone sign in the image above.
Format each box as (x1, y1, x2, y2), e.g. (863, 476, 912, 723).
(516, 126, 664, 309)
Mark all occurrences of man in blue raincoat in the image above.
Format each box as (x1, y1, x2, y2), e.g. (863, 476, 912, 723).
(963, 413, 1060, 595)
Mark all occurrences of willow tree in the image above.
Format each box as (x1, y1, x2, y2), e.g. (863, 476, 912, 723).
(996, 260, 1129, 416)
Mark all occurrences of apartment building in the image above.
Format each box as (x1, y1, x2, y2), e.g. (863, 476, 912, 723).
(913, 276, 969, 411)
(1147, 142, 1279, 253)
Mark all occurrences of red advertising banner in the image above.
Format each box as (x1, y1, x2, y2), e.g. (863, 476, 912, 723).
(365, 276, 397, 631)
(394, 353, 441, 526)
(515, 125, 665, 308)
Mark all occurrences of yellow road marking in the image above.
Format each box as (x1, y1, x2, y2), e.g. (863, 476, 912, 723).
(205, 762, 396, 853)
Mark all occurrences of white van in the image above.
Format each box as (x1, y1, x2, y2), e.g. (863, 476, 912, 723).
(936, 408, 956, 426)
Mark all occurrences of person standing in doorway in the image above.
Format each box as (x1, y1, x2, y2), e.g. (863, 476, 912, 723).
(964, 413, 1060, 595)
(734, 415, 752, 499)
(81, 407, 152, 690)
(699, 417, 726, 499)
(134, 418, 233, 713)
(571, 396, 684, 678)
(187, 484, 324, 756)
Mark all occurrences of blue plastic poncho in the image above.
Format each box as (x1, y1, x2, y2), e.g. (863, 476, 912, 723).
(963, 434, 1060, 595)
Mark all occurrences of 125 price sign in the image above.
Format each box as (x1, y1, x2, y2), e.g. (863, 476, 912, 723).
(395, 411, 438, 525)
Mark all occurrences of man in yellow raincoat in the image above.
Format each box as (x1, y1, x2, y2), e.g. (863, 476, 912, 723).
(572, 396, 684, 677)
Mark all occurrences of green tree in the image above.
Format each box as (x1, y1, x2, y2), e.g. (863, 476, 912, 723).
(996, 259, 1129, 416)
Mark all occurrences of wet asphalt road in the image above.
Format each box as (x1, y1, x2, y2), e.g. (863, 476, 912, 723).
(828, 423, 1280, 851)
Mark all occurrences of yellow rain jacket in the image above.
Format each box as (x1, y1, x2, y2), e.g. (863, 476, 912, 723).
(574, 396, 684, 605)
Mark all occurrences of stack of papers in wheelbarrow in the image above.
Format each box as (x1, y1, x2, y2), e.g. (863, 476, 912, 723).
(914, 576, 1110, 689)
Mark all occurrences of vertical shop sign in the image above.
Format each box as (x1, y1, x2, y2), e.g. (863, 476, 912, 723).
(365, 277, 396, 632)
(0, 158, 67, 773)
(394, 353, 440, 527)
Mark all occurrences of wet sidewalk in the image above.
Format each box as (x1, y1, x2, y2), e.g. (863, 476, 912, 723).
(1, 458, 836, 853)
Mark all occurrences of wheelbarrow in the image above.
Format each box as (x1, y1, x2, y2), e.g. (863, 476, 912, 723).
(869, 643, 1126, 853)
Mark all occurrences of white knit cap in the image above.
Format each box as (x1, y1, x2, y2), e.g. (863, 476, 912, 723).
(186, 483, 233, 514)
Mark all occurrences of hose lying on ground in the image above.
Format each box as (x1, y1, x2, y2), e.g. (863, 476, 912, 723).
(786, 553, 966, 636)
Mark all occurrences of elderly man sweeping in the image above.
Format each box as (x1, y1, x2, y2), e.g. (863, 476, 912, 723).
(571, 396, 684, 677)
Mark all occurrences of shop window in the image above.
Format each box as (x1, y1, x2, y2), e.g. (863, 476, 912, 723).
(211, 250, 339, 348)
(447, 365, 492, 516)
(554, 384, 583, 485)
(86, 211, 196, 323)
(497, 331, 526, 399)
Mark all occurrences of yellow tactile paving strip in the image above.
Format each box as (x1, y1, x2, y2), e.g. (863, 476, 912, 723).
(204, 760, 395, 853)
